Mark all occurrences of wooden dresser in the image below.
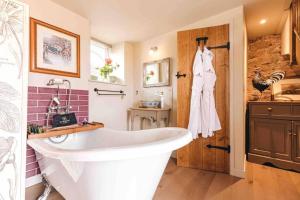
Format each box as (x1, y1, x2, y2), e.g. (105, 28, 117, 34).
(248, 101, 300, 172)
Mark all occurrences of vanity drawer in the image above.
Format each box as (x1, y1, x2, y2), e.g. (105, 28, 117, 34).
(250, 104, 292, 117)
(132, 110, 157, 119)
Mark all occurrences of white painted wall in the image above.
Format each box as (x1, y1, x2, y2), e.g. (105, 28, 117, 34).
(89, 42, 134, 130)
(21, 0, 135, 132)
(133, 32, 177, 128)
(21, 0, 90, 90)
(21, 0, 91, 185)
(133, 6, 247, 178)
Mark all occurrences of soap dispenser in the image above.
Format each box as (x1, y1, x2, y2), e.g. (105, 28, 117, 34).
(160, 91, 164, 108)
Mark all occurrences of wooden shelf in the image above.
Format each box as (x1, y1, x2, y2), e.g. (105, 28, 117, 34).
(27, 122, 104, 139)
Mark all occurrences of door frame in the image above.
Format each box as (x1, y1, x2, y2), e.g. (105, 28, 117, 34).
(227, 18, 247, 178)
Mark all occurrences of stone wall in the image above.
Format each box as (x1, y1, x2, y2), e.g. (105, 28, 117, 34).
(247, 34, 296, 101)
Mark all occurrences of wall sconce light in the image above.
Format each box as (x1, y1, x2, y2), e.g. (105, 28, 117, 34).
(149, 46, 158, 55)
(259, 19, 267, 25)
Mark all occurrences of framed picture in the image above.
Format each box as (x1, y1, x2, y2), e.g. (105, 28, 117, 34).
(30, 18, 80, 77)
(272, 78, 300, 101)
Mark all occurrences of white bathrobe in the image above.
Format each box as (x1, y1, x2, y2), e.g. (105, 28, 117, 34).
(188, 47, 221, 139)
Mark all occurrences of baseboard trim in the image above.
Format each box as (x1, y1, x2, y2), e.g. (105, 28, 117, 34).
(26, 174, 42, 188)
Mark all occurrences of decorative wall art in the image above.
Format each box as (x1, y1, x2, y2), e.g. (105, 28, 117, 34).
(0, 137, 17, 200)
(0, 0, 28, 199)
(30, 18, 80, 78)
(0, 82, 20, 133)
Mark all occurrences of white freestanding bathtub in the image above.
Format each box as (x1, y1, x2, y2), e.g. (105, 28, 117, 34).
(27, 128, 192, 200)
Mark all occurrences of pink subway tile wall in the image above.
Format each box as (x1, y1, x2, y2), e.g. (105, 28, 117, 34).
(26, 86, 89, 178)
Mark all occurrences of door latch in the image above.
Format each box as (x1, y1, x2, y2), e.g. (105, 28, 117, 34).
(176, 72, 186, 79)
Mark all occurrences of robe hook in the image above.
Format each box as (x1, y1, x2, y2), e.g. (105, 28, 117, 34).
(196, 37, 208, 46)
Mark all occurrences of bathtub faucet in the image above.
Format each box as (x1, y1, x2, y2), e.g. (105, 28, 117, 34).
(46, 78, 72, 129)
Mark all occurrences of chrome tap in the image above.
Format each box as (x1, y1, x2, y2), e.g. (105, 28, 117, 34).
(46, 79, 72, 129)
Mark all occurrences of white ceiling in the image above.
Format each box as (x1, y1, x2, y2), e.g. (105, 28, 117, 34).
(50, 0, 292, 43)
(246, 0, 291, 39)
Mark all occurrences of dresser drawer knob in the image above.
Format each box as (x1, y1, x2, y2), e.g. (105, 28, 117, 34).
(267, 107, 273, 111)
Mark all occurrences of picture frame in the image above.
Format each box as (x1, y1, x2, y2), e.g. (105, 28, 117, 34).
(272, 78, 300, 101)
(30, 18, 80, 78)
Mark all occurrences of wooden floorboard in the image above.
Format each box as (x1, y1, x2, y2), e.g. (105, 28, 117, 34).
(26, 159, 300, 200)
(25, 183, 64, 200)
(153, 159, 239, 200)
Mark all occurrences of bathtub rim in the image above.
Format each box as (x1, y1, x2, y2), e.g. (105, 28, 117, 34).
(27, 127, 192, 162)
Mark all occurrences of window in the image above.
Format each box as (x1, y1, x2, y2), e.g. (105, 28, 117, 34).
(90, 39, 124, 84)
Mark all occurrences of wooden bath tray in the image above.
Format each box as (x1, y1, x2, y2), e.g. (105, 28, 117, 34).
(27, 122, 104, 139)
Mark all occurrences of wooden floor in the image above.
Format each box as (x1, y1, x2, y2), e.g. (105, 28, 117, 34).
(26, 159, 300, 200)
(25, 183, 64, 200)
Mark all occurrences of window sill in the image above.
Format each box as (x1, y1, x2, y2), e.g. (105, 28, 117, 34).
(88, 79, 127, 86)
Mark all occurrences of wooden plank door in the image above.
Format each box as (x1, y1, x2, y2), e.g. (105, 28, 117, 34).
(176, 24, 230, 173)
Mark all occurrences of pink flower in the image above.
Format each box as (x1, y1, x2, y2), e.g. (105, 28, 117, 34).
(105, 58, 112, 65)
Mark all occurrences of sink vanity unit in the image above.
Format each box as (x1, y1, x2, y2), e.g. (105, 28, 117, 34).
(248, 101, 300, 172)
(128, 57, 172, 130)
(127, 108, 171, 130)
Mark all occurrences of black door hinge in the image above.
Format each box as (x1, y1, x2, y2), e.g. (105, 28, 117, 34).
(206, 144, 230, 153)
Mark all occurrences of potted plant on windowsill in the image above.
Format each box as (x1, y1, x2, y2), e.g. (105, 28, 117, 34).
(99, 58, 119, 80)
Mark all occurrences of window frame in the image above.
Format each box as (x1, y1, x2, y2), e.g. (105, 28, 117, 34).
(89, 39, 126, 86)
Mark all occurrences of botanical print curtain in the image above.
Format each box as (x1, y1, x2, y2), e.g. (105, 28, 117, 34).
(0, 0, 28, 200)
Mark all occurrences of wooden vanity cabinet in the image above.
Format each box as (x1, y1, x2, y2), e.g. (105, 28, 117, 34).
(248, 102, 300, 172)
(293, 121, 300, 163)
(250, 118, 292, 160)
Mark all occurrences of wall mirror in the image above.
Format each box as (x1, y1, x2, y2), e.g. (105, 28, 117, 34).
(143, 58, 170, 87)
